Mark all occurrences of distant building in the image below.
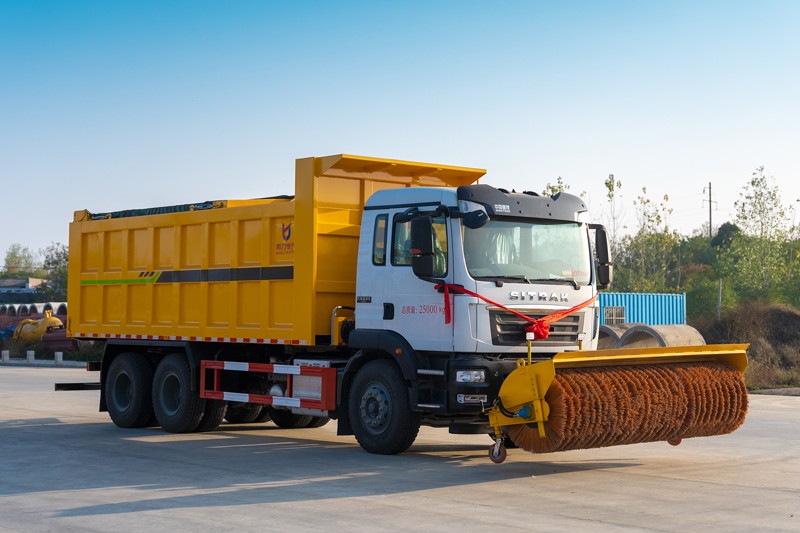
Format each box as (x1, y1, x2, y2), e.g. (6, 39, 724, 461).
(598, 292, 686, 325)
(0, 278, 44, 304)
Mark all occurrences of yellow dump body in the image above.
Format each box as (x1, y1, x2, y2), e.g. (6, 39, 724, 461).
(67, 154, 485, 346)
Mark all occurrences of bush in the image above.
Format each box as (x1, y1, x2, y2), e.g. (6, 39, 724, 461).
(64, 341, 103, 362)
(692, 302, 800, 389)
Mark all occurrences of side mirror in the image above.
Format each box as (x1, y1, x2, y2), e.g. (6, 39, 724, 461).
(410, 216, 435, 278)
(596, 264, 613, 290)
(590, 224, 613, 290)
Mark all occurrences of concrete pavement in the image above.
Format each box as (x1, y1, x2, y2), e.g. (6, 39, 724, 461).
(0, 366, 798, 532)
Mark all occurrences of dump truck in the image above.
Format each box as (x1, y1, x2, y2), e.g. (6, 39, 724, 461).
(67, 154, 748, 463)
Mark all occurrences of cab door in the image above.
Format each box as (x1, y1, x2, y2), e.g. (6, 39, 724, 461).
(383, 211, 453, 352)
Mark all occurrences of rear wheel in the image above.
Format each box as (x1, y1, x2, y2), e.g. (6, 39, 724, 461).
(349, 359, 420, 454)
(152, 354, 206, 433)
(304, 416, 331, 428)
(253, 407, 272, 423)
(224, 403, 263, 424)
(269, 407, 313, 428)
(196, 400, 227, 432)
(105, 353, 154, 428)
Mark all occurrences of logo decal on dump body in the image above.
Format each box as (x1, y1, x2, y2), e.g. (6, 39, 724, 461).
(276, 221, 295, 255)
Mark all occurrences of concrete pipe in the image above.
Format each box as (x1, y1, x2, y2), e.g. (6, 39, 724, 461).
(618, 324, 706, 349)
(597, 323, 644, 350)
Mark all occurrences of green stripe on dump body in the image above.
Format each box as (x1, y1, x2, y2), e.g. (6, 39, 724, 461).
(81, 273, 160, 286)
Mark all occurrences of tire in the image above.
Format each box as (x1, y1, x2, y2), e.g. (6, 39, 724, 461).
(253, 407, 272, 423)
(304, 416, 331, 428)
(196, 400, 227, 432)
(349, 359, 420, 454)
(105, 353, 154, 428)
(152, 354, 206, 433)
(268, 407, 313, 428)
(224, 403, 263, 424)
(489, 443, 507, 464)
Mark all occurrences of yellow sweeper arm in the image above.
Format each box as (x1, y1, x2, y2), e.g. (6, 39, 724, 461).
(486, 344, 749, 463)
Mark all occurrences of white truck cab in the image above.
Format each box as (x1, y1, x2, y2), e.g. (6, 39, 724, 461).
(354, 184, 608, 356)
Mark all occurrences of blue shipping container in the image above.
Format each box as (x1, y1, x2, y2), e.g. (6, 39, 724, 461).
(598, 292, 686, 325)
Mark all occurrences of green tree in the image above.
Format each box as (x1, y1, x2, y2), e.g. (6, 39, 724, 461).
(678, 234, 726, 318)
(718, 167, 790, 302)
(541, 177, 569, 197)
(710, 222, 740, 249)
(680, 234, 716, 268)
(719, 235, 786, 301)
(732, 166, 789, 239)
(600, 174, 625, 257)
(3, 243, 38, 276)
(613, 188, 681, 293)
(36, 243, 69, 301)
(541, 177, 586, 198)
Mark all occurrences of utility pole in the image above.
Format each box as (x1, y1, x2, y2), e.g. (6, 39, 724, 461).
(707, 182, 712, 239)
(702, 182, 717, 240)
(705, 182, 721, 319)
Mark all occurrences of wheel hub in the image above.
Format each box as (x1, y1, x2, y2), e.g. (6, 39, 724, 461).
(111, 372, 132, 412)
(359, 383, 391, 434)
(160, 372, 182, 416)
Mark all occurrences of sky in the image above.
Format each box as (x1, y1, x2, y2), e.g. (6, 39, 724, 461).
(1, 0, 799, 263)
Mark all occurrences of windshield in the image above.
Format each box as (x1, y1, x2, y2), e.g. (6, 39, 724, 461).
(464, 219, 592, 285)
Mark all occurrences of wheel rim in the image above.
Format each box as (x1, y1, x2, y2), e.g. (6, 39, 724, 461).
(359, 381, 391, 435)
(160, 371, 182, 416)
(111, 372, 132, 412)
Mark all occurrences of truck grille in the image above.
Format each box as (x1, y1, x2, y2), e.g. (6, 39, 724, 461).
(488, 308, 584, 347)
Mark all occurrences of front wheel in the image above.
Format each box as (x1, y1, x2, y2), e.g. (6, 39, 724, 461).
(349, 359, 420, 455)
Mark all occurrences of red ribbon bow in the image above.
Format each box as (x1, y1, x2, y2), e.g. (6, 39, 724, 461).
(433, 283, 598, 341)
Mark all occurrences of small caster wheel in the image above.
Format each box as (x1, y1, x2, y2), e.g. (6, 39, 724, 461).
(667, 437, 682, 446)
(489, 443, 507, 464)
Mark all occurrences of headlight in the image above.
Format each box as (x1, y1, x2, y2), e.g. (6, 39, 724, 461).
(455, 370, 485, 383)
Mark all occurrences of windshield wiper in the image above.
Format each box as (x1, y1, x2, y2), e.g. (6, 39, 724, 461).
(527, 277, 580, 290)
(474, 275, 533, 284)
(473, 275, 581, 289)
(501, 275, 534, 284)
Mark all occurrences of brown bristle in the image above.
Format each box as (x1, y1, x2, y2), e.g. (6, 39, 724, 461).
(507, 362, 748, 453)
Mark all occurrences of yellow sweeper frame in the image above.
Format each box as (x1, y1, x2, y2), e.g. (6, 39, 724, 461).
(486, 343, 748, 462)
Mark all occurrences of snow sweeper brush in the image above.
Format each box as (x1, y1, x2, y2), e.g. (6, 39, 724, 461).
(486, 344, 748, 463)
